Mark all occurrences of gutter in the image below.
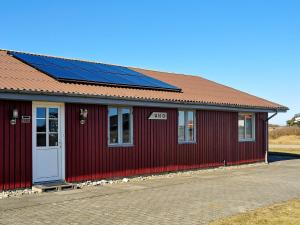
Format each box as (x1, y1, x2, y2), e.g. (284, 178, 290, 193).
(264, 111, 278, 164)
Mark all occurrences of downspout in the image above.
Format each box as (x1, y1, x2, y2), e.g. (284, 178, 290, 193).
(264, 110, 278, 164)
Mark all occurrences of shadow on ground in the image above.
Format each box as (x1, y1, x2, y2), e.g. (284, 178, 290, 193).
(269, 153, 300, 163)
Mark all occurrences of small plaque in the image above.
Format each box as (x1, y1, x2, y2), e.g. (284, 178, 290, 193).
(21, 115, 31, 123)
(148, 112, 167, 120)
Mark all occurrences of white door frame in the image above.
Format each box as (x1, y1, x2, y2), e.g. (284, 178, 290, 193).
(32, 101, 65, 183)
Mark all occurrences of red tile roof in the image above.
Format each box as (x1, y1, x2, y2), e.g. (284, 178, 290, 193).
(0, 50, 287, 111)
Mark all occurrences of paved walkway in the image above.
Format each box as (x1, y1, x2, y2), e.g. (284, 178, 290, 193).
(0, 156, 300, 225)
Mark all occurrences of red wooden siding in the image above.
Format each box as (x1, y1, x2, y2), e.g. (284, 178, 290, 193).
(0, 100, 32, 190)
(65, 104, 267, 183)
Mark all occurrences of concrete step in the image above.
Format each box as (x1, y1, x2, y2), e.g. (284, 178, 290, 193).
(32, 181, 76, 193)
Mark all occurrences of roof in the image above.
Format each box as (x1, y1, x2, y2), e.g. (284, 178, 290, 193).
(0, 49, 288, 112)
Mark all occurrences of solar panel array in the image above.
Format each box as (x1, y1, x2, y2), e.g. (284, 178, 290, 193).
(10, 51, 181, 92)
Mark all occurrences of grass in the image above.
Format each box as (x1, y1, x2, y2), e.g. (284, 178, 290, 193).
(269, 126, 300, 145)
(269, 135, 300, 145)
(209, 199, 300, 225)
(269, 126, 300, 140)
(269, 148, 300, 155)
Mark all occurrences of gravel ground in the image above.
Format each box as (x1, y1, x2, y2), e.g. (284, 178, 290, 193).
(0, 161, 265, 199)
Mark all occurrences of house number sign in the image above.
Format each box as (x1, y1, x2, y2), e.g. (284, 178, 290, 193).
(148, 112, 167, 120)
(21, 115, 31, 123)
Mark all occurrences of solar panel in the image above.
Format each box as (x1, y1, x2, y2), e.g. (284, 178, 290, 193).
(9, 51, 181, 92)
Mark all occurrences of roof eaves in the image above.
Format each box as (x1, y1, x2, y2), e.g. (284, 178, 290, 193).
(0, 89, 289, 112)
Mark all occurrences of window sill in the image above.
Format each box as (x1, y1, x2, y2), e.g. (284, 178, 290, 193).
(239, 139, 256, 142)
(108, 144, 134, 148)
(178, 141, 197, 144)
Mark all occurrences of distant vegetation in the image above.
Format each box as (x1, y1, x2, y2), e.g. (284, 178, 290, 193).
(269, 116, 300, 146)
(269, 126, 300, 139)
(269, 124, 280, 128)
(286, 113, 300, 126)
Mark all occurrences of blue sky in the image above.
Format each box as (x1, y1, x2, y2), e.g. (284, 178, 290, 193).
(0, 0, 299, 125)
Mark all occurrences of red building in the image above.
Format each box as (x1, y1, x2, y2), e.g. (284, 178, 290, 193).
(0, 50, 287, 190)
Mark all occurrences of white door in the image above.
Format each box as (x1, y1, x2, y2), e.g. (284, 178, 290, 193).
(32, 102, 65, 183)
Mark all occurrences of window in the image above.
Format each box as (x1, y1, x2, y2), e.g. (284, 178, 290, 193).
(238, 113, 255, 141)
(178, 110, 196, 143)
(36, 107, 59, 147)
(108, 107, 133, 145)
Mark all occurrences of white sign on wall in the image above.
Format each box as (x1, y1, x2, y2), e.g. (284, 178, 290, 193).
(21, 115, 31, 123)
(148, 112, 167, 120)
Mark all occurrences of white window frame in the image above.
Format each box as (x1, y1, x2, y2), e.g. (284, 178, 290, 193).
(108, 106, 133, 147)
(178, 110, 196, 144)
(238, 112, 256, 142)
(35, 106, 60, 149)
